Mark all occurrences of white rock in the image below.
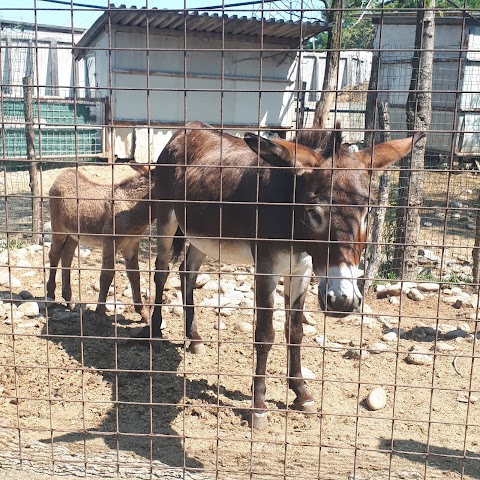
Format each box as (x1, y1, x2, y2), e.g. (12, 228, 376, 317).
(105, 300, 125, 313)
(301, 367, 316, 380)
(0, 269, 21, 288)
(366, 387, 387, 411)
(389, 297, 400, 305)
(344, 348, 368, 360)
(314, 335, 327, 346)
(78, 247, 91, 258)
(273, 320, 285, 332)
(15, 259, 32, 268)
(220, 281, 236, 295)
(431, 342, 455, 352)
(368, 342, 390, 354)
(303, 324, 316, 335)
(362, 303, 373, 314)
(123, 287, 133, 298)
(417, 282, 440, 292)
(407, 288, 425, 302)
(303, 311, 316, 325)
(236, 282, 252, 293)
(202, 280, 219, 291)
(234, 322, 253, 333)
(17, 301, 39, 317)
(382, 331, 398, 342)
(451, 286, 463, 296)
(406, 345, 433, 365)
(213, 320, 226, 330)
(324, 342, 344, 352)
(194, 274, 211, 288)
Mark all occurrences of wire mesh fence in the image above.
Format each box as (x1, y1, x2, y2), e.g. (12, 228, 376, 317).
(0, 2, 479, 480)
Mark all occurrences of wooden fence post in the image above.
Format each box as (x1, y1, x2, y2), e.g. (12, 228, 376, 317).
(23, 75, 40, 245)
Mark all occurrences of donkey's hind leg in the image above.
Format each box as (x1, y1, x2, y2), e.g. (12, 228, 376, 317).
(148, 211, 179, 338)
(95, 235, 115, 327)
(123, 241, 149, 323)
(59, 236, 78, 310)
(46, 233, 67, 300)
(180, 244, 206, 354)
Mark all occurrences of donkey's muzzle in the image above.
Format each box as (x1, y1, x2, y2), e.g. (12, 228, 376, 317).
(318, 277, 362, 313)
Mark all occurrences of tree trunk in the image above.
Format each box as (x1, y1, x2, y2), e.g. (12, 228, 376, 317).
(313, 0, 342, 128)
(473, 189, 480, 285)
(393, 1, 434, 280)
(364, 102, 391, 291)
(23, 76, 40, 245)
(364, 52, 380, 148)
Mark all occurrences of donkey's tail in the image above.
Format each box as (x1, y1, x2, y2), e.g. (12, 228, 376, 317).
(171, 227, 185, 263)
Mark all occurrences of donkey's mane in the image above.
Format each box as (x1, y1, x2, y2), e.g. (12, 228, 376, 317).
(294, 122, 344, 158)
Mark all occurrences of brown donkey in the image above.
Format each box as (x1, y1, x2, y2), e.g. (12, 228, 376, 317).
(147, 121, 424, 429)
(47, 163, 155, 326)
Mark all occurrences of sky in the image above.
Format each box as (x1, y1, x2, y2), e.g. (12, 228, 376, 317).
(0, 0, 305, 30)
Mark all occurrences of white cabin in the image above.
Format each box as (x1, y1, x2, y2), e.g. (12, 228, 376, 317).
(373, 13, 480, 158)
(73, 7, 327, 162)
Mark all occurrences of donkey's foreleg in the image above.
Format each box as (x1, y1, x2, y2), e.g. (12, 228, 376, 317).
(180, 244, 206, 354)
(46, 233, 67, 300)
(95, 236, 115, 327)
(60, 236, 78, 310)
(149, 210, 179, 338)
(283, 253, 315, 413)
(251, 272, 277, 430)
(123, 241, 149, 323)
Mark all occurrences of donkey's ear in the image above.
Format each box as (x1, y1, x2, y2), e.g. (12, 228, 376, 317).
(244, 133, 293, 167)
(128, 160, 154, 176)
(354, 132, 426, 170)
(244, 133, 320, 175)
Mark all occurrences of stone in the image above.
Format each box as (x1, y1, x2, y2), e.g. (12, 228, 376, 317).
(0, 269, 21, 288)
(389, 297, 400, 305)
(407, 288, 425, 302)
(202, 280, 219, 291)
(368, 342, 390, 354)
(235, 282, 252, 293)
(234, 322, 253, 333)
(344, 348, 368, 360)
(314, 335, 327, 346)
(303, 311, 316, 325)
(406, 345, 433, 365)
(220, 281, 236, 295)
(417, 282, 440, 292)
(123, 287, 133, 298)
(105, 300, 125, 313)
(382, 331, 398, 342)
(272, 320, 285, 332)
(213, 320, 226, 330)
(431, 341, 455, 352)
(17, 301, 40, 317)
(303, 324, 316, 335)
(194, 274, 211, 288)
(301, 366, 316, 380)
(324, 342, 343, 352)
(366, 387, 387, 411)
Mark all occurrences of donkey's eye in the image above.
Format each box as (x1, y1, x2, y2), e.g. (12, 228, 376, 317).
(307, 206, 325, 230)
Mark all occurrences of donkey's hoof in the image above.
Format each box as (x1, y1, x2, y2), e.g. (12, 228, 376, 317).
(293, 399, 316, 413)
(250, 411, 269, 430)
(188, 342, 206, 355)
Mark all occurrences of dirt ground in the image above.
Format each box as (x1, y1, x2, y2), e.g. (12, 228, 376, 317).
(0, 165, 479, 480)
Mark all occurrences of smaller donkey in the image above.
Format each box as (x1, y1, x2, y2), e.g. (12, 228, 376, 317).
(46, 163, 155, 326)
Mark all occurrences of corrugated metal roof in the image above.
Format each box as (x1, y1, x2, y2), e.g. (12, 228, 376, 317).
(74, 6, 327, 58)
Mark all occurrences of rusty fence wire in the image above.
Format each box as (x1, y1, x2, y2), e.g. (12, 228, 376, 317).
(0, 2, 479, 480)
